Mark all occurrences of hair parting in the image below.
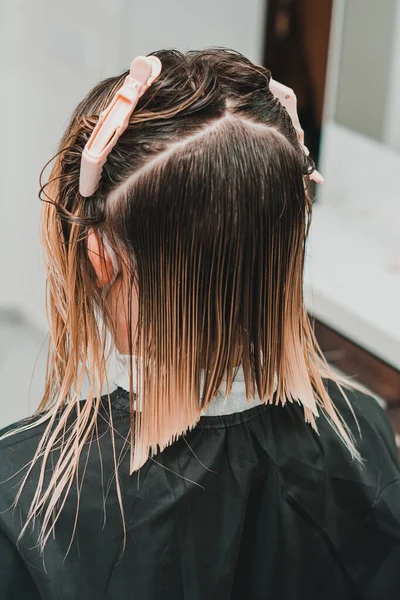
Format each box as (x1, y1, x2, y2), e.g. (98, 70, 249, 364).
(0, 48, 365, 557)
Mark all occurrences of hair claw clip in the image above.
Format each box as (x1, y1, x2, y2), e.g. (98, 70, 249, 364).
(270, 78, 324, 184)
(79, 55, 162, 197)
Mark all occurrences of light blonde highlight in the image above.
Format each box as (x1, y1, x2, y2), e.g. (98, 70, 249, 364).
(0, 48, 366, 560)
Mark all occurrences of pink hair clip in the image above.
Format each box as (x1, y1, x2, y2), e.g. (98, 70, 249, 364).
(79, 55, 162, 197)
(270, 78, 324, 184)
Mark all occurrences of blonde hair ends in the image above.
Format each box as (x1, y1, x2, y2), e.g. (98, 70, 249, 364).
(0, 49, 362, 557)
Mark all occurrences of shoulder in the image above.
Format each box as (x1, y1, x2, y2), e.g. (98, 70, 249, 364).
(0, 413, 48, 453)
(0, 413, 51, 529)
(323, 378, 400, 477)
(0, 388, 123, 472)
(325, 379, 395, 440)
(0, 413, 50, 489)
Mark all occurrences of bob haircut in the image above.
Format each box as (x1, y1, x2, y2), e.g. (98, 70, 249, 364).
(2, 48, 360, 553)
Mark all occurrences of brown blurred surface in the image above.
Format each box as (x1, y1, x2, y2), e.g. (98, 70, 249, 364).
(296, 0, 333, 127)
(264, 0, 333, 161)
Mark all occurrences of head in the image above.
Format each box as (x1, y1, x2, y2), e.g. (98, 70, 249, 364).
(12, 48, 359, 551)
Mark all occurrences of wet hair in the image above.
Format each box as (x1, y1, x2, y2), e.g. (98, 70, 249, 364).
(2, 48, 360, 553)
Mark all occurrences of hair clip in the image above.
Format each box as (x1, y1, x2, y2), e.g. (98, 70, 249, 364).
(79, 55, 162, 197)
(270, 78, 324, 184)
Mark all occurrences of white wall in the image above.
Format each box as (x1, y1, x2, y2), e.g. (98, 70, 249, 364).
(0, 0, 126, 329)
(0, 0, 265, 332)
(334, 0, 397, 144)
(122, 0, 265, 64)
(304, 0, 400, 368)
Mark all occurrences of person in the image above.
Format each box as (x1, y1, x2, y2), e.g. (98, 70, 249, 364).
(0, 48, 399, 600)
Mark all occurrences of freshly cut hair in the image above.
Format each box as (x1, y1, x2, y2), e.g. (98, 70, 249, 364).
(1, 48, 360, 554)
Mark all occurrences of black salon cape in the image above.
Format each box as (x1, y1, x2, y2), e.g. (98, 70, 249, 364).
(0, 381, 399, 600)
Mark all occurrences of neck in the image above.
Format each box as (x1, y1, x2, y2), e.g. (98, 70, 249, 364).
(113, 352, 276, 417)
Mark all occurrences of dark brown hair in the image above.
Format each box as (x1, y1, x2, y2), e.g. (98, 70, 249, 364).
(2, 48, 359, 553)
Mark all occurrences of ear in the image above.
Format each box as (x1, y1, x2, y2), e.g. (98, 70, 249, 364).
(87, 229, 118, 288)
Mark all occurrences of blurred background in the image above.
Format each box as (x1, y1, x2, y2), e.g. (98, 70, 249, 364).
(0, 0, 399, 435)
